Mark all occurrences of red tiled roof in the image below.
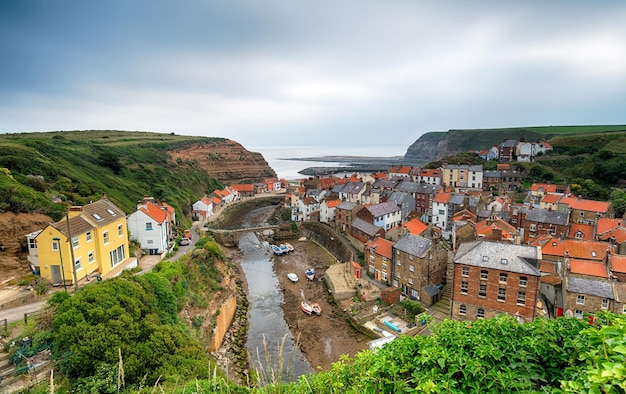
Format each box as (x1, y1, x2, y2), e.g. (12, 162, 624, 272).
(560, 195, 610, 213)
(433, 192, 451, 204)
(599, 228, 626, 243)
(141, 202, 167, 224)
(453, 209, 476, 221)
(420, 169, 441, 177)
(366, 237, 393, 259)
(568, 223, 594, 241)
(541, 275, 562, 285)
(569, 259, 608, 278)
(230, 184, 255, 192)
(541, 193, 563, 204)
(403, 218, 428, 236)
(611, 254, 626, 274)
(597, 218, 625, 235)
(531, 183, 558, 193)
(542, 238, 612, 261)
(389, 166, 412, 174)
(324, 199, 341, 208)
(496, 164, 511, 170)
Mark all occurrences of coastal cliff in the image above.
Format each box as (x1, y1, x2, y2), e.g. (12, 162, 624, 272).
(403, 128, 545, 165)
(168, 139, 276, 184)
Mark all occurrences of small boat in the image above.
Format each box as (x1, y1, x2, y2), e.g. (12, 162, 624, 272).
(279, 244, 289, 254)
(310, 302, 321, 315)
(287, 273, 299, 282)
(301, 301, 313, 315)
(305, 268, 315, 281)
(271, 244, 282, 255)
(285, 242, 294, 252)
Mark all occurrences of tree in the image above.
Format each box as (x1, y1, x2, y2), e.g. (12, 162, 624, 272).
(611, 189, 626, 218)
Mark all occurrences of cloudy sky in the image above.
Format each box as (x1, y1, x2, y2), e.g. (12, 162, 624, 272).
(1, 1, 625, 149)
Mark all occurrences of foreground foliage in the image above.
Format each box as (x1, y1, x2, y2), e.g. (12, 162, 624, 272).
(174, 313, 625, 393)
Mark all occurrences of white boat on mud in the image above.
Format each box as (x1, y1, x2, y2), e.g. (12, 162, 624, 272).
(287, 272, 299, 282)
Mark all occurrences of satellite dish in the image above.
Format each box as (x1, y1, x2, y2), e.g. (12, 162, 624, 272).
(565, 309, 574, 317)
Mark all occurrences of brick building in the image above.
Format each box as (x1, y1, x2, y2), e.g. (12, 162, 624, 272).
(451, 241, 541, 322)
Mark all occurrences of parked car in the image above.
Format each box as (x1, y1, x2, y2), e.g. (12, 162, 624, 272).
(179, 237, 191, 246)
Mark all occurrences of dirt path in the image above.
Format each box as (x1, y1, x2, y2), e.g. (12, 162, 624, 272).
(270, 239, 369, 370)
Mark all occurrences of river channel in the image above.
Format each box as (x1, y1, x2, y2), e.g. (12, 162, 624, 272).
(237, 206, 313, 382)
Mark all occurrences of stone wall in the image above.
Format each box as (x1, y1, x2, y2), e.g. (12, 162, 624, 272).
(208, 294, 237, 352)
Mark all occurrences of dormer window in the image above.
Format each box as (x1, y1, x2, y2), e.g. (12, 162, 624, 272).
(482, 256, 489, 262)
(501, 258, 508, 265)
(575, 231, 584, 240)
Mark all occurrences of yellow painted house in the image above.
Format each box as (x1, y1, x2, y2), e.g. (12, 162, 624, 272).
(36, 197, 136, 286)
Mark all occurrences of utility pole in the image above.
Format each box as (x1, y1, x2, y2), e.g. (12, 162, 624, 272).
(52, 237, 67, 292)
(66, 214, 79, 291)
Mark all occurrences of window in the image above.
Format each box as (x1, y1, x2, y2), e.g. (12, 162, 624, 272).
(477, 308, 485, 319)
(622, 304, 626, 314)
(479, 283, 487, 298)
(369, 254, 375, 262)
(482, 255, 489, 262)
(498, 287, 506, 302)
(500, 258, 508, 265)
(601, 299, 609, 309)
(103, 231, 109, 245)
(396, 272, 401, 279)
(382, 272, 387, 281)
(382, 263, 387, 271)
(74, 257, 81, 271)
(580, 211, 584, 217)
(499, 273, 508, 284)
(72, 236, 79, 248)
(459, 304, 467, 315)
(396, 260, 401, 266)
(147, 240, 154, 244)
(409, 265, 414, 272)
(575, 309, 583, 319)
(517, 291, 526, 305)
(408, 277, 413, 285)
(480, 270, 488, 281)
(460, 281, 468, 295)
(146, 222, 153, 230)
(411, 289, 419, 299)
(438, 209, 444, 215)
(462, 266, 470, 276)
(110, 245, 125, 268)
(577, 294, 585, 305)
(29, 238, 37, 250)
(519, 276, 528, 287)
(118, 224, 123, 237)
(52, 240, 59, 251)
(86, 231, 93, 242)
(529, 223, 536, 232)
(88, 251, 95, 264)
(591, 251, 597, 257)
(106, 208, 116, 216)
(393, 279, 398, 287)
(369, 265, 375, 274)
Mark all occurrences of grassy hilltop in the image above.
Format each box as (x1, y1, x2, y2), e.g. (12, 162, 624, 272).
(0, 130, 225, 221)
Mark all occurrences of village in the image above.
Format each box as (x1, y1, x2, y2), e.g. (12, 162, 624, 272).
(15, 137, 626, 347)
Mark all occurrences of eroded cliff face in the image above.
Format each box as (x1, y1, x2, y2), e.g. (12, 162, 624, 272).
(168, 139, 276, 184)
(403, 132, 460, 165)
(0, 212, 52, 281)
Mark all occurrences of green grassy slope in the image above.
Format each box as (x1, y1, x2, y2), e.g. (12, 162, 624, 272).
(0, 130, 224, 221)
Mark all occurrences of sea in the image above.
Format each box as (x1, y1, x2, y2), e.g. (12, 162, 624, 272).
(249, 145, 408, 181)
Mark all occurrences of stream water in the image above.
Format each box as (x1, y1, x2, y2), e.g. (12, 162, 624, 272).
(238, 207, 313, 383)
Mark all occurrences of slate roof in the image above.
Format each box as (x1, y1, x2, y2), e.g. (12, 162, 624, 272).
(337, 201, 358, 210)
(567, 277, 614, 299)
(454, 241, 541, 276)
(524, 208, 569, 226)
(387, 191, 411, 205)
(415, 184, 440, 195)
(393, 234, 432, 258)
(484, 171, 501, 178)
(368, 201, 400, 217)
(81, 198, 126, 225)
(351, 217, 383, 236)
(424, 284, 440, 297)
(52, 215, 95, 237)
(449, 194, 465, 205)
(394, 181, 421, 193)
